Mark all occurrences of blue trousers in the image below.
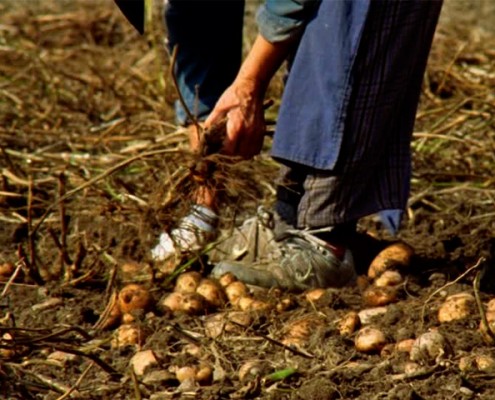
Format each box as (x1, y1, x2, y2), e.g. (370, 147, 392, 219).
(165, 0, 245, 125)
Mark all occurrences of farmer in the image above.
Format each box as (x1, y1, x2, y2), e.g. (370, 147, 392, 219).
(205, 0, 443, 290)
(151, 0, 444, 291)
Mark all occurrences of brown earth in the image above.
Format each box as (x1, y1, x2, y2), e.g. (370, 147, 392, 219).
(1, 1, 495, 399)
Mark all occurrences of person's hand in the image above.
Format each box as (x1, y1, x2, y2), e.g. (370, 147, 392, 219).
(205, 77, 266, 159)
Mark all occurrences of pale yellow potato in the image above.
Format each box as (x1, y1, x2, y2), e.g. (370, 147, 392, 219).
(175, 271, 202, 294)
(354, 327, 387, 353)
(437, 292, 475, 323)
(196, 278, 226, 308)
(368, 242, 414, 279)
(337, 311, 361, 336)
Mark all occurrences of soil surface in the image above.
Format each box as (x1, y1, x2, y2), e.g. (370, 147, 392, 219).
(1, 1, 495, 399)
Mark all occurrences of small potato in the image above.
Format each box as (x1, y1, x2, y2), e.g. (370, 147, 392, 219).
(358, 306, 388, 325)
(410, 330, 452, 364)
(195, 364, 213, 385)
(160, 292, 184, 313)
(305, 288, 326, 302)
(225, 281, 248, 306)
(479, 310, 495, 343)
(0, 262, 15, 281)
(175, 271, 202, 294)
(118, 284, 152, 314)
(196, 279, 226, 308)
(475, 355, 495, 372)
(368, 242, 414, 279)
(180, 292, 208, 315)
(237, 296, 255, 311)
(175, 366, 197, 383)
(438, 292, 475, 323)
(219, 272, 237, 288)
(374, 270, 403, 288)
(459, 356, 477, 372)
(354, 327, 387, 353)
(487, 298, 495, 312)
(337, 311, 361, 336)
(111, 324, 149, 348)
(362, 286, 398, 307)
(286, 316, 324, 340)
(396, 338, 415, 354)
(0, 333, 16, 359)
(160, 292, 206, 315)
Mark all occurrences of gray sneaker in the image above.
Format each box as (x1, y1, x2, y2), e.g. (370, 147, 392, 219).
(209, 208, 356, 291)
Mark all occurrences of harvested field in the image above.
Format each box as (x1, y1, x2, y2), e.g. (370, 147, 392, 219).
(1, 1, 495, 399)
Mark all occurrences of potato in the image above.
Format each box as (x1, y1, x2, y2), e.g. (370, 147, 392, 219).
(305, 288, 326, 302)
(337, 311, 360, 336)
(438, 292, 475, 323)
(160, 292, 206, 315)
(175, 271, 202, 294)
(111, 324, 149, 348)
(225, 281, 248, 306)
(459, 355, 495, 373)
(118, 284, 152, 314)
(362, 286, 398, 307)
(475, 355, 495, 372)
(396, 338, 415, 354)
(358, 306, 388, 325)
(180, 292, 208, 315)
(354, 327, 387, 353)
(160, 292, 184, 313)
(479, 310, 495, 343)
(237, 296, 255, 311)
(175, 366, 197, 383)
(487, 298, 495, 312)
(410, 330, 451, 364)
(0, 262, 15, 281)
(374, 270, 403, 288)
(286, 316, 324, 342)
(368, 242, 414, 279)
(0, 333, 16, 359)
(195, 364, 213, 385)
(196, 279, 226, 308)
(219, 272, 237, 288)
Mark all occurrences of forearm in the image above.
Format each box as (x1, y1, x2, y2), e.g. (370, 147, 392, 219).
(234, 34, 292, 96)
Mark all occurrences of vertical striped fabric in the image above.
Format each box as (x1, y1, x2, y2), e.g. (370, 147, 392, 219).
(273, 0, 443, 231)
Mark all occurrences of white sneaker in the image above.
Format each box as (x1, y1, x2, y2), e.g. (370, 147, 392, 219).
(151, 204, 218, 261)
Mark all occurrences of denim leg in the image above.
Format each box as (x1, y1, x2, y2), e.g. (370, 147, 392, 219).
(165, 0, 245, 125)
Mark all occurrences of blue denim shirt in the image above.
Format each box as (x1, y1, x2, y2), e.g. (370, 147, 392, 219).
(258, 0, 371, 170)
(256, 0, 321, 43)
(257, 1, 408, 234)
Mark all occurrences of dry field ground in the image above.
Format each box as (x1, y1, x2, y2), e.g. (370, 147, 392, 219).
(1, 1, 495, 399)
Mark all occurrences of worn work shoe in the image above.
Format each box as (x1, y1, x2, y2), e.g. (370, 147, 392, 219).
(151, 204, 218, 261)
(209, 208, 356, 291)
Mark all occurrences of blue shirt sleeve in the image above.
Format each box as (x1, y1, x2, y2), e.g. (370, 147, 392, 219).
(256, 0, 322, 43)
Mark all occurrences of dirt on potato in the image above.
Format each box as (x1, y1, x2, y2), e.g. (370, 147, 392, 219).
(1, 1, 495, 399)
